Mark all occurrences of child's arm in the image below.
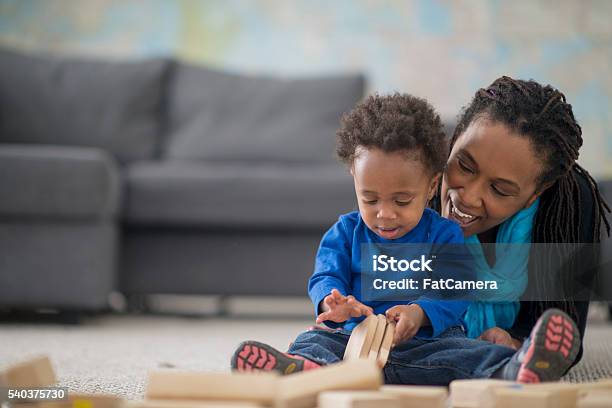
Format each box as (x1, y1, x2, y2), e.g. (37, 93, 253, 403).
(308, 216, 365, 327)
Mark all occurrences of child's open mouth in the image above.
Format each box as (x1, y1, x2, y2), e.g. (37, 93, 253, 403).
(448, 198, 480, 227)
(376, 226, 401, 239)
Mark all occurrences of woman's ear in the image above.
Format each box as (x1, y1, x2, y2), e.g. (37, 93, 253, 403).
(523, 193, 539, 209)
(523, 181, 554, 209)
(428, 173, 442, 201)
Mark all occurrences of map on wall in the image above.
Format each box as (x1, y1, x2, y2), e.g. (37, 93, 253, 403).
(1, 0, 610, 176)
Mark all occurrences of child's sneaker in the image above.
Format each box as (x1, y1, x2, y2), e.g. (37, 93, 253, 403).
(496, 308, 581, 383)
(231, 340, 321, 375)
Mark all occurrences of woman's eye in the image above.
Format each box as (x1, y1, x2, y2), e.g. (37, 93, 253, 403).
(458, 159, 473, 173)
(491, 185, 510, 197)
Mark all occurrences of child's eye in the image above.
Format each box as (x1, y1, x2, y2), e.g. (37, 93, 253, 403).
(458, 159, 473, 173)
(363, 199, 378, 205)
(396, 201, 411, 206)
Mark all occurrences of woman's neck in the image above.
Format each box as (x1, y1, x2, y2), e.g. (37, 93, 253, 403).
(477, 225, 499, 243)
(477, 226, 500, 267)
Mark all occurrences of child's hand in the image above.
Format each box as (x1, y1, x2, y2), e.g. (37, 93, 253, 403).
(385, 304, 429, 346)
(316, 289, 373, 324)
(478, 327, 521, 350)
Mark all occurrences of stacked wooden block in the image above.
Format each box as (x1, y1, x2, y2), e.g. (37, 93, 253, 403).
(343, 314, 396, 368)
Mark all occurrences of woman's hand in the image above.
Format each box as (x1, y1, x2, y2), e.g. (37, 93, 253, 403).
(316, 289, 373, 324)
(385, 304, 430, 346)
(478, 327, 521, 350)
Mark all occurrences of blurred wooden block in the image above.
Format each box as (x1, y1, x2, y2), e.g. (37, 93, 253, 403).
(318, 391, 400, 408)
(275, 359, 382, 408)
(367, 315, 388, 361)
(129, 400, 263, 408)
(449, 379, 515, 408)
(12, 394, 122, 408)
(480, 386, 561, 408)
(66, 394, 123, 408)
(344, 315, 379, 360)
(577, 390, 612, 408)
(146, 370, 278, 405)
(0, 356, 56, 387)
(380, 385, 447, 408)
(523, 382, 612, 408)
(376, 321, 395, 368)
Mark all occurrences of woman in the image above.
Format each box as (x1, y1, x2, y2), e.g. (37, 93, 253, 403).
(431, 75, 609, 381)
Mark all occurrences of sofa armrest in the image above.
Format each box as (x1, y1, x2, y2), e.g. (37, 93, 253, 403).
(0, 144, 121, 220)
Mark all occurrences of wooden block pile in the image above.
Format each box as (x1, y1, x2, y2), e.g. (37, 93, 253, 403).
(2, 334, 612, 408)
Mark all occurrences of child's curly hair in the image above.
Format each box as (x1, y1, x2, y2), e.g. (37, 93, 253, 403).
(336, 93, 448, 174)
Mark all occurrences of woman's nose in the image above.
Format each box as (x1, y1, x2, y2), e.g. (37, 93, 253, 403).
(458, 182, 483, 209)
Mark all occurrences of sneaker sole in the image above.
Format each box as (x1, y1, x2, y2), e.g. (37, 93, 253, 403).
(231, 340, 304, 375)
(517, 308, 580, 383)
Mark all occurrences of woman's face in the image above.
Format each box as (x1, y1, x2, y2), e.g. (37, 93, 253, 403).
(441, 117, 544, 238)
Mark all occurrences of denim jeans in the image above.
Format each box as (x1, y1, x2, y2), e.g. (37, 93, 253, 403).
(287, 325, 516, 386)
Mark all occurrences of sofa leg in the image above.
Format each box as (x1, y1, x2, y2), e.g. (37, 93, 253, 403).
(126, 294, 151, 313)
(217, 295, 231, 317)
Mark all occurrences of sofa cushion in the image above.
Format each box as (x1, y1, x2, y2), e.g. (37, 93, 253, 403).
(124, 161, 356, 228)
(163, 63, 365, 163)
(0, 144, 121, 220)
(0, 48, 169, 163)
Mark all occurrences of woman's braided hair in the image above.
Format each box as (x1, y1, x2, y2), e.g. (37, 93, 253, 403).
(443, 75, 610, 319)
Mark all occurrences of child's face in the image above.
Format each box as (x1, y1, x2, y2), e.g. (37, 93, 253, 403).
(351, 147, 440, 240)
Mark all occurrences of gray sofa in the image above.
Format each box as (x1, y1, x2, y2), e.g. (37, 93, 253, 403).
(0, 48, 364, 312)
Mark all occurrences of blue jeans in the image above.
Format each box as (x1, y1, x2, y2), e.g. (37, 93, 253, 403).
(287, 326, 515, 386)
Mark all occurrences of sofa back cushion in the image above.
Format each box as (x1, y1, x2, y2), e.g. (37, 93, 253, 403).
(163, 63, 365, 163)
(0, 48, 169, 163)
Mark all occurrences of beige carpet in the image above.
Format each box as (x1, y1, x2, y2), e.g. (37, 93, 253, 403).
(1, 314, 611, 399)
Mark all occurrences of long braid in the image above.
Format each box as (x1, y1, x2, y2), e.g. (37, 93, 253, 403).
(436, 76, 610, 323)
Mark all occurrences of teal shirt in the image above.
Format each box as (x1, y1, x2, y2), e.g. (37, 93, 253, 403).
(462, 198, 540, 338)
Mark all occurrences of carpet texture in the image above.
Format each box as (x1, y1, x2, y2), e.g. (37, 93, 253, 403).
(0, 315, 611, 399)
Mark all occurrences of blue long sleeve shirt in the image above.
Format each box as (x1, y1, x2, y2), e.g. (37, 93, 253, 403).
(308, 208, 469, 338)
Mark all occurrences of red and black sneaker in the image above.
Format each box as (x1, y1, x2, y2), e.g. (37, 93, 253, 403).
(231, 340, 321, 375)
(498, 308, 581, 383)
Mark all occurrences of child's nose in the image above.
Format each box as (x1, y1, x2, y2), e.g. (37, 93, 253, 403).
(376, 203, 397, 220)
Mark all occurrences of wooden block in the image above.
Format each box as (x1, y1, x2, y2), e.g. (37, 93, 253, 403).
(129, 400, 263, 408)
(380, 385, 447, 408)
(577, 390, 612, 408)
(344, 315, 380, 360)
(318, 391, 400, 408)
(146, 370, 278, 404)
(67, 394, 124, 408)
(480, 386, 562, 408)
(367, 315, 388, 361)
(1, 356, 56, 388)
(376, 320, 396, 368)
(522, 382, 612, 408)
(13, 394, 123, 408)
(275, 359, 382, 408)
(449, 379, 515, 408)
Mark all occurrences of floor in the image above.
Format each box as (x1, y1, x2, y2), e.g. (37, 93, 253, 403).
(1, 312, 612, 400)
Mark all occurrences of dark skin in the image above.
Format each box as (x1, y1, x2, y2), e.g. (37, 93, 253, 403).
(440, 116, 552, 349)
